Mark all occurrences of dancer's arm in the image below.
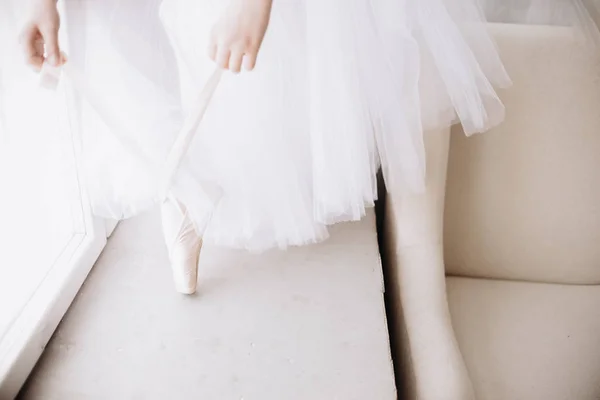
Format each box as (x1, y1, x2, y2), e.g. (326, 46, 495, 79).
(20, 0, 65, 70)
(209, 0, 273, 73)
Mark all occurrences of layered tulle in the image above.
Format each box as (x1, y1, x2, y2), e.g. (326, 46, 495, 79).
(90, 0, 491, 250)
(5, 0, 598, 251)
(150, 0, 515, 250)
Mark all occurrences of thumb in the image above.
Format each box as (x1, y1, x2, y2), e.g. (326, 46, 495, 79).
(40, 20, 60, 66)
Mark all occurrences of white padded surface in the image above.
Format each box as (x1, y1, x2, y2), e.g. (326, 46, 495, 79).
(445, 24, 600, 284)
(20, 209, 396, 400)
(448, 276, 600, 400)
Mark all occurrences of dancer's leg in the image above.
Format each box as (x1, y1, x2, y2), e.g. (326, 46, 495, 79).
(389, 129, 475, 400)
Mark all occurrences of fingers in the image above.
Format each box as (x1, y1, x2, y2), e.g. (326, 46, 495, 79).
(39, 20, 61, 66)
(243, 51, 257, 72)
(208, 45, 259, 74)
(229, 51, 244, 73)
(19, 14, 62, 72)
(208, 39, 259, 74)
(208, 43, 218, 64)
(215, 48, 231, 70)
(209, 42, 231, 70)
(19, 25, 44, 71)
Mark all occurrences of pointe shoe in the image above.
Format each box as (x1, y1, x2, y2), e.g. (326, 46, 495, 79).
(161, 196, 203, 294)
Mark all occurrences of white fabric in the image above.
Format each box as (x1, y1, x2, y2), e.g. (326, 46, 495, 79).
(163, 0, 511, 250)
(3, 0, 599, 252)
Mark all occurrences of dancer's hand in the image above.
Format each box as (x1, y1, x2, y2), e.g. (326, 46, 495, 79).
(19, 0, 65, 71)
(208, 0, 273, 73)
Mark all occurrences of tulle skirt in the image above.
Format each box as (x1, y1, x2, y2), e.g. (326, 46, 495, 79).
(31, 0, 600, 250)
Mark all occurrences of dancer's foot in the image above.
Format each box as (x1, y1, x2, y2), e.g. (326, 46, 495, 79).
(161, 196, 202, 294)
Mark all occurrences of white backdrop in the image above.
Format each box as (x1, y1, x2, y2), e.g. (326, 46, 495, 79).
(0, 2, 107, 397)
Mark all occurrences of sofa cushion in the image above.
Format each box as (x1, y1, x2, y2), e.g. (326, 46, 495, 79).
(444, 24, 600, 284)
(448, 277, 600, 400)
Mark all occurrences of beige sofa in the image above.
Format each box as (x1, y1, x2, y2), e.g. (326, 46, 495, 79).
(384, 24, 600, 399)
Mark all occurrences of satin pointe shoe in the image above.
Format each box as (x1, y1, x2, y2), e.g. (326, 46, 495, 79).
(161, 196, 202, 294)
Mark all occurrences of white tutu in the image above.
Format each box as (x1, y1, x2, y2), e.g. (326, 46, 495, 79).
(17, 0, 600, 251)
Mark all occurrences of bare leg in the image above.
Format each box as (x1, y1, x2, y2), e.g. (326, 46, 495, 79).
(388, 128, 475, 399)
(161, 195, 202, 294)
